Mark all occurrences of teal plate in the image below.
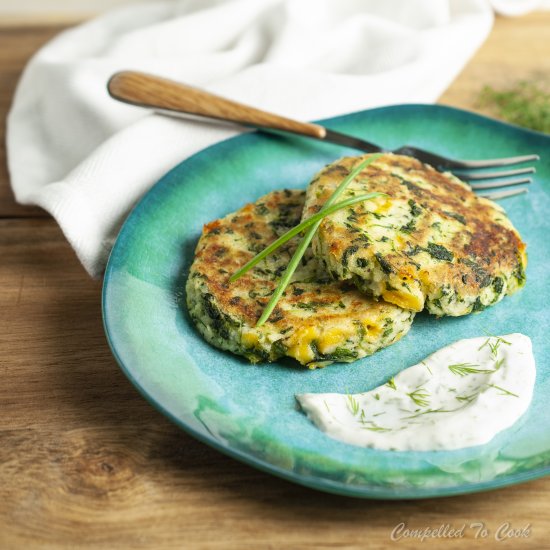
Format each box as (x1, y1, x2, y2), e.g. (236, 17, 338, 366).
(103, 104, 550, 499)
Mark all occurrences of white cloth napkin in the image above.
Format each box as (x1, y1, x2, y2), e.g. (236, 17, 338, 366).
(7, 0, 493, 277)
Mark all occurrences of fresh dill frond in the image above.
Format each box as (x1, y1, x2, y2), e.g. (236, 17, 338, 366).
(493, 341, 506, 356)
(346, 393, 360, 415)
(478, 335, 511, 359)
(422, 361, 433, 375)
(386, 377, 397, 390)
(488, 384, 519, 398)
(478, 79, 550, 133)
(407, 387, 430, 407)
(361, 421, 392, 432)
(455, 392, 479, 403)
(494, 357, 504, 371)
(323, 400, 331, 413)
(478, 338, 490, 352)
(489, 337, 510, 358)
(448, 363, 494, 377)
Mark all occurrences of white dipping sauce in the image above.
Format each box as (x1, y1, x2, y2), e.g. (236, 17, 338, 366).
(297, 334, 535, 451)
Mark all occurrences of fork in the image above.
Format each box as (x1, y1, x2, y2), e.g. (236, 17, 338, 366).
(107, 71, 538, 200)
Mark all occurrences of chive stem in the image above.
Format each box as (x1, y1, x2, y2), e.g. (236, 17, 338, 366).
(230, 191, 386, 282)
(318, 153, 383, 210)
(255, 222, 318, 326)
(256, 153, 383, 326)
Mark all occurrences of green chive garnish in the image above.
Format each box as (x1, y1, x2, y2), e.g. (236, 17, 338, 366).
(230, 192, 386, 282)
(255, 153, 383, 326)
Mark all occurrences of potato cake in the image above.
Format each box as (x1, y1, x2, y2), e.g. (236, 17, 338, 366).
(186, 189, 414, 366)
(303, 154, 527, 316)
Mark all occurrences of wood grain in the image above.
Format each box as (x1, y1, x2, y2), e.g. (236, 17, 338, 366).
(1, 222, 549, 550)
(1, 12, 550, 550)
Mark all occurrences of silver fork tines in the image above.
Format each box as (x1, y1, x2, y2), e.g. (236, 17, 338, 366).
(444, 154, 539, 169)
(479, 188, 529, 200)
(470, 177, 532, 190)
(327, 139, 539, 199)
(456, 167, 535, 181)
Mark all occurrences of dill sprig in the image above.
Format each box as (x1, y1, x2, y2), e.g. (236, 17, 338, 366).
(386, 377, 397, 390)
(478, 335, 511, 359)
(448, 363, 495, 377)
(229, 191, 386, 282)
(255, 154, 383, 326)
(361, 421, 392, 432)
(488, 384, 519, 398)
(346, 393, 360, 415)
(489, 339, 502, 358)
(407, 387, 430, 407)
(455, 392, 479, 403)
(478, 80, 550, 133)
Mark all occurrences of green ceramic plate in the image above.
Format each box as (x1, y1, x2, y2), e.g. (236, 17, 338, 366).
(103, 104, 550, 499)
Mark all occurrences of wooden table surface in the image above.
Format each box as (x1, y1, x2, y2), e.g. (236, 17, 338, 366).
(1, 12, 549, 550)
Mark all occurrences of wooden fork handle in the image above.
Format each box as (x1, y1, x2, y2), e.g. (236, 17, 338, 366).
(107, 71, 327, 139)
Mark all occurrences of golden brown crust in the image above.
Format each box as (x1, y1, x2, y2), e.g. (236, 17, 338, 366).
(303, 154, 527, 316)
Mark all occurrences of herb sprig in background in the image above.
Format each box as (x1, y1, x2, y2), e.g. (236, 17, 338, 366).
(478, 78, 550, 134)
